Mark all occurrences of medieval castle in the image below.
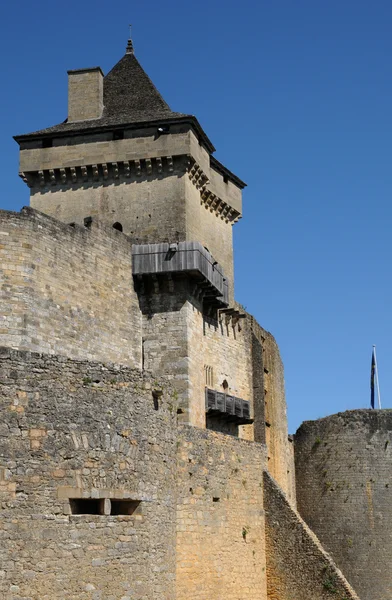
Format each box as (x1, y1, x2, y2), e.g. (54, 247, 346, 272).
(0, 36, 390, 600)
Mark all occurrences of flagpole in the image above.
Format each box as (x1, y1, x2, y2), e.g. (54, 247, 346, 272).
(373, 345, 382, 409)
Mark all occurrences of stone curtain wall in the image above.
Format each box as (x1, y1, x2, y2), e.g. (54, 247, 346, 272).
(176, 426, 268, 600)
(264, 472, 359, 600)
(0, 347, 177, 600)
(249, 318, 296, 503)
(295, 410, 392, 600)
(187, 298, 254, 431)
(0, 207, 141, 367)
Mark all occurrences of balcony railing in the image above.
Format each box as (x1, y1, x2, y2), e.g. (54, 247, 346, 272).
(205, 388, 253, 425)
(132, 241, 229, 307)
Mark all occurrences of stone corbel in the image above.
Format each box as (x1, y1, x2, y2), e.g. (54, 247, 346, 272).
(92, 165, 99, 180)
(70, 167, 77, 183)
(134, 160, 141, 177)
(123, 161, 130, 177)
(112, 162, 119, 178)
(166, 156, 174, 173)
(49, 169, 56, 185)
(60, 169, 67, 184)
(145, 158, 152, 175)
(81, 166, 88, 181)
(38, 171, 45, 186)
(102, 163, 108, 179)
(156, 157, 163, 173)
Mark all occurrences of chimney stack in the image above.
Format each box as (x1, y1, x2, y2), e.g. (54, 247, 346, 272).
(67, 67, 104, 122)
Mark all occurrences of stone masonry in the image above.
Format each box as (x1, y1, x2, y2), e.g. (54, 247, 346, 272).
(0, 34, 374, 600)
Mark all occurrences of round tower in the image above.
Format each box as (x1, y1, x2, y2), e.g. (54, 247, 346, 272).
(295, 410, 392, 600)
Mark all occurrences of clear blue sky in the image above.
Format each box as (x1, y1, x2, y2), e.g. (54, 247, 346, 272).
(1, 1, 391, 433)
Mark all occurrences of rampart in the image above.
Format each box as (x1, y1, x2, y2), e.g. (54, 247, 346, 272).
(0, 347, 177, 600)
(0, 207, 141, 367)
(176, 427, 267, 600)
(295, 410, 392, 600)
(264, 471, 359, 600)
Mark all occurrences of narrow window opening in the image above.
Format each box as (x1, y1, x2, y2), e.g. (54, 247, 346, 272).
(112, 222, 123, 232)
(110, 500, 140, 515)
(213, 497, 220, 503)
(222, 379, 229, 391)
(204, 365, 214, 387)
(113, 129, 124, 140)
(69, 498, 104, 515)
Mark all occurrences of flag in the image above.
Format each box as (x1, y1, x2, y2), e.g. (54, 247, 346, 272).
(370, 349, 375, 409)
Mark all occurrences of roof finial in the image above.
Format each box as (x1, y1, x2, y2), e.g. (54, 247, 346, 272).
(126, 24, 134, 54)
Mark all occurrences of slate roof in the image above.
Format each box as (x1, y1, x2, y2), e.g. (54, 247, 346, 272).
(14, 44, 198, 140)
(14, 42, 246, 188)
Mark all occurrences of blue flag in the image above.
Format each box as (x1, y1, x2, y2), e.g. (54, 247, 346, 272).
(370, 349, 375, 409)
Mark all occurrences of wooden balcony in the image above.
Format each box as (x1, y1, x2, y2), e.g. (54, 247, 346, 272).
(205, 388, 253, 425)
(132, 242, 229, 308)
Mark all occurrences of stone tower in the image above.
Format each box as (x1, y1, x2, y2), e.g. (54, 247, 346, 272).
(13, 37, 262, 434)
(16, 37, 244, 299)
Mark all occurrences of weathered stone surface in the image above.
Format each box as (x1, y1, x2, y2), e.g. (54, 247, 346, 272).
(264, 471, 359, 600)
(0, 348, 177, 599)
(295, 410, 392, 600)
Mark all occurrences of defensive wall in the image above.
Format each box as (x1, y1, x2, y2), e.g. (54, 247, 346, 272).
(295, 410, 392, 600)
(0, 346, 357, 600)
(264, 472, 359, 600)
(0, 206, 294, 485)
(0, 347, 178, 600)
(0, 206, 141, 367)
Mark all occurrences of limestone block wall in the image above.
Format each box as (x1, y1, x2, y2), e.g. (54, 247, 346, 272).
(185, 175, 235, 298)
(187, 299, 253, 431)
(138, 281, 190, 418)
(0, 207, 141, 367)
(295, 410, 392, 600)
(0, 347, 177, 600)
(249, 318, 295, 503)
(176, 426, 268, 600)
(264, 472, 359, 600)
(138, 285, 254, 431)
(30, 162, 188, 244)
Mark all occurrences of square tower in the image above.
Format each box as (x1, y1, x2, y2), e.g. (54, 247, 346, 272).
(15, 39, 245, 299)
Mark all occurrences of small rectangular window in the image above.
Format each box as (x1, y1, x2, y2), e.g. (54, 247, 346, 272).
(69, 498, 104, 515)
(110, 500, 140, 515)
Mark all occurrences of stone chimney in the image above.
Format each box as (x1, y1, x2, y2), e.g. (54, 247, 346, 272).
(67, 67, 104, 122)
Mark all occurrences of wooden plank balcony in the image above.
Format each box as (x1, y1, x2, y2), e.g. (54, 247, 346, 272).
(205, 388, 253, 425)
(132, 242, 229, 307)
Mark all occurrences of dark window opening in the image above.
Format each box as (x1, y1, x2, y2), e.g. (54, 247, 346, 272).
(110, 500, 140, 516)
(112, 222, 123, 232)
(213, 497, 220, 503)
(42, 138, 53, 148)
(70, 498, 104, 515)
(113, 129, 124, 140)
